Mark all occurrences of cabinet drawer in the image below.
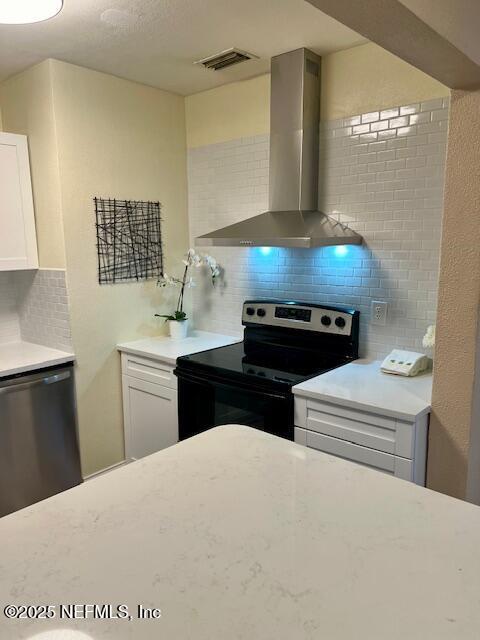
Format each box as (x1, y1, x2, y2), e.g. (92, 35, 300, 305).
(121, 353, 176, 389)
(303, 429, 413, 481)
(295, 397, 414, 458)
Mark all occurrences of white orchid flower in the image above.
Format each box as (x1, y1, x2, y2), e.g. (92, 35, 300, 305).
(422, 325, 435, 348)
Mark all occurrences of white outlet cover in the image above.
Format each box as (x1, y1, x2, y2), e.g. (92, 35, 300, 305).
(371, 300, 388, 326)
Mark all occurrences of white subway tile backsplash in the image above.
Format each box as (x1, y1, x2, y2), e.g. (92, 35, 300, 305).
(16, 269, 73, 352)
(0, 273, 22, 344)
(421, 98, 444, 112)
(188, 100, 448, 359)
(0, 269, 73, 352)
(380, 108, 399, 120)
(361, 111, 379, 124)
(400, 104, 420, 116)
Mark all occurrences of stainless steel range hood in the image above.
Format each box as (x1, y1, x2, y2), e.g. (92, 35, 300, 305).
(196, 48, 363, 249)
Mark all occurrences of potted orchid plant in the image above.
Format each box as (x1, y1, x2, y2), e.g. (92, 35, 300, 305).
(156, 249, 220, 339)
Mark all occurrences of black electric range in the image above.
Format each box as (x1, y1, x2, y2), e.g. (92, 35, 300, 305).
(175, 300, 359, 442)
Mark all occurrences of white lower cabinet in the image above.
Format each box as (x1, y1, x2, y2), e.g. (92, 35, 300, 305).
(294, 395, 428, 485)
(121, 353, 178, 461)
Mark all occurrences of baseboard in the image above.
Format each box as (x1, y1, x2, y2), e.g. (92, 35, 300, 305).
(84, 458, 133, 481)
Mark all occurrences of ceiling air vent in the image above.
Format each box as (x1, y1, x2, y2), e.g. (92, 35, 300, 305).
(194, 48, 258, 71)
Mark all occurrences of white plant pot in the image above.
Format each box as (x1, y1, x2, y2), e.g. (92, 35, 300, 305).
(168, 319, 188, 340)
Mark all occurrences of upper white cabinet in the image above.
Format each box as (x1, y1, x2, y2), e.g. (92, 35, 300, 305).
(0, 132, 38, 270)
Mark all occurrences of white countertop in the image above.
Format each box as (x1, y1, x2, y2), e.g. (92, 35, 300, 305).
(0, 341, 75, 378)
(1, 425, 480, 639)
(293, 359, 432, 420)
(117, 329, 241, 365)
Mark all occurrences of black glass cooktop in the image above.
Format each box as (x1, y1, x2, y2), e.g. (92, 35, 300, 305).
(176, 341, 350, 389)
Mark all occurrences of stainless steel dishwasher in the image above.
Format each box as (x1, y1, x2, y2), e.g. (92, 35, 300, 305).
(0, 363, 82, 517)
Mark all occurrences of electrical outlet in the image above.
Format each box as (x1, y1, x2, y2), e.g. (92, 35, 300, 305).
(371, 300, 388, 326)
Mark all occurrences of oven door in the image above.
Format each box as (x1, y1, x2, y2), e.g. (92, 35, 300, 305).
(176, 370, 294, 441)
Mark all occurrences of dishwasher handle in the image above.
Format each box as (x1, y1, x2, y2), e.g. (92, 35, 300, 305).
(0, 369, 71, 394)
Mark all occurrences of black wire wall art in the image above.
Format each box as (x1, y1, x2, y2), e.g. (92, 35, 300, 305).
(94, 198, 163, 285)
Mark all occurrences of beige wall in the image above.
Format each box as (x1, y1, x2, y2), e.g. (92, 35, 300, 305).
(398, 0, 480, 67)
(427, 88, 480, 500)
(186, 42, 448, 148)
(48, 61, 189, 475)
(466, 324, 480, 502)
(320, 42, 448, 120)
(0, 61, 66, 268)
(185, 74, 270, 149)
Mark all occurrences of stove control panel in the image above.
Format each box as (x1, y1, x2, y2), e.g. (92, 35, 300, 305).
(275, 306, 312, 322)
(242, 301, 356, 336)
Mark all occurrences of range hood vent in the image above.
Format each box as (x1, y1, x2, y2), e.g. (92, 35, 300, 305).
(196, 48, 363, 249)
(194, 48, 258, 71)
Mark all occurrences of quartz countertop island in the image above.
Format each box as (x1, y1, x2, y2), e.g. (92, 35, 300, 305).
(1, 426, 480, 639)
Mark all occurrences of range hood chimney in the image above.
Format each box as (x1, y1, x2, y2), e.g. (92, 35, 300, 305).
(196, 48, 363, 249)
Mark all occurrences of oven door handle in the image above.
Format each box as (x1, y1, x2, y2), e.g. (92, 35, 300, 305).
(175, 369, 289, 402)
(213, 379, 287, 402)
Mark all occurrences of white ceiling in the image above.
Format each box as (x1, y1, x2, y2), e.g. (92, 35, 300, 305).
(0, 0, 366, 95)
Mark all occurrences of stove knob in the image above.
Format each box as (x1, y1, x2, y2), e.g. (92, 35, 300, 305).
(335, 316, 346, 328)
(321, 315, 332, 326)
(246, 307, 255, 316)
(257, 308, 266, 317)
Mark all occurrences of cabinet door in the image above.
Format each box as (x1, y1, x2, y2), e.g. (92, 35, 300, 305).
(0, 133, 38, 270)
(122, 375, 178, 461)
(121, 353, 176, 388)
